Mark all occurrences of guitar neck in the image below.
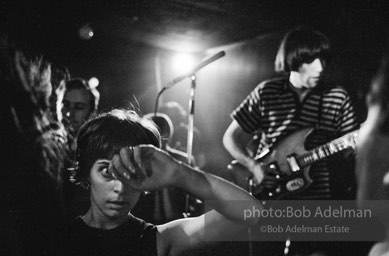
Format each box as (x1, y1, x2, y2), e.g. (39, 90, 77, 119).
(297, 130, 358, 168)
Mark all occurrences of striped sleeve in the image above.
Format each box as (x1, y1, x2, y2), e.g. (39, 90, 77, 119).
(336, 91, 359, 134)
(231, 85, 262, 134)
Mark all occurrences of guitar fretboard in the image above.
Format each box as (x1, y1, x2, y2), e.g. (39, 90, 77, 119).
(297, 130, 358, 168)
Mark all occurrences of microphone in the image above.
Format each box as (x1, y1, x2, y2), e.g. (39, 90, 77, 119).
(163, 51, 225, 89)
(191, 51, 225, 74)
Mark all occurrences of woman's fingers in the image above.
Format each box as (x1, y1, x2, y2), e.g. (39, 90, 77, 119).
(108, 147, 145, 183)
(133, 146, 144, 170)
(111, 154, 131, 181)
(134, 145, 160, 177)
(118, 147, 137, 177)
(111, 145, 170, 187)
(107, 161, 118, 180)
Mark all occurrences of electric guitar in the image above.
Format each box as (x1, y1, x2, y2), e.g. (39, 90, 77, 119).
(227, 128, 358, 200)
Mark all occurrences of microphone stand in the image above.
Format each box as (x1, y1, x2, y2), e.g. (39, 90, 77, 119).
(183, 74, 196, 217)
(186, 74, 196, 168)
(153, 51, 225, 216)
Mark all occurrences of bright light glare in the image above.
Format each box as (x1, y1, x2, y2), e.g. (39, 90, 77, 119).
(88, 77, 99, 88)
(171, 53, 196, 74)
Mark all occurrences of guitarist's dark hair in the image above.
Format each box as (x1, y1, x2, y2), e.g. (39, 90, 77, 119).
(275, 26, 330, 73)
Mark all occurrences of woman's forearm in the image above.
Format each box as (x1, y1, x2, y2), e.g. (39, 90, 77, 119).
(173, 162, 262, 224)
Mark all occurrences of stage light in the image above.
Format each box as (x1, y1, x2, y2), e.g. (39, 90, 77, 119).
(88, 77, 99, 88)
(79, 23, 94, 40)
(171, 53, 196, 74)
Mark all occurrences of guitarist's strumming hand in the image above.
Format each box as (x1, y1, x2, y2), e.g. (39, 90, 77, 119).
(249, 161, 281, 189)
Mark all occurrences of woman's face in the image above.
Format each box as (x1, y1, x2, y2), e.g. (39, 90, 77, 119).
(88, 159, 141, 221)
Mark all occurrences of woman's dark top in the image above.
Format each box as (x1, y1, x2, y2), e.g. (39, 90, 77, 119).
(65, 214, 157, 256)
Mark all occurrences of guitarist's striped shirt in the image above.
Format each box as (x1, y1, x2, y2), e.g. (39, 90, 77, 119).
(231, 77, 359, 199)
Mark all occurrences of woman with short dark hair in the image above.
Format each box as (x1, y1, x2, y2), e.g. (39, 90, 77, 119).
(65, 109, 262, 256)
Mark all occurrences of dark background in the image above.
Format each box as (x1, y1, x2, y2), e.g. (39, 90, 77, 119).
(1, 0, 389, 177)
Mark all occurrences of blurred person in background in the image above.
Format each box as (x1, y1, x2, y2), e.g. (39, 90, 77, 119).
(356, 49, 389, 256)
(56, 78, 101, 221)
(159, 101, 207, 169)
(0, 39, 67, 255)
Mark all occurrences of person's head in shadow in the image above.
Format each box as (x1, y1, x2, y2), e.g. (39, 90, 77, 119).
(356, 50, 389, 256)
(143, 112, 173, 150)
(159, 101, 187, 128)
(56, 78, 100, 136)
(0, 40, 67, 255)
(357, 50, 389, 201)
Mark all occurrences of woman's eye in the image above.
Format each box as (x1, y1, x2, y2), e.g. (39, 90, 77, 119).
(101, 168, 111, 178)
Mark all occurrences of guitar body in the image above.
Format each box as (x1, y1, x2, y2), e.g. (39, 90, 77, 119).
(228, 128, 314, 200)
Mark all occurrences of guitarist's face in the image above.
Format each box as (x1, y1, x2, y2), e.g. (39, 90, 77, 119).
(297, 58, 325, 89)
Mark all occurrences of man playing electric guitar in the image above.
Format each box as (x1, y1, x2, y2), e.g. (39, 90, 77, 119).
(223, 27, 361, 255)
